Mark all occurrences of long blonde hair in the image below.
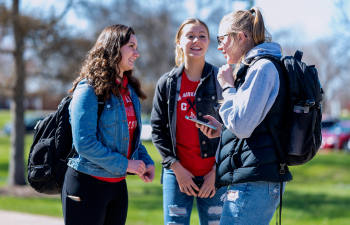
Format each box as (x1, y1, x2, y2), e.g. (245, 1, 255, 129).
(220, 7, 272, 76)
(174, 18, 210, 67)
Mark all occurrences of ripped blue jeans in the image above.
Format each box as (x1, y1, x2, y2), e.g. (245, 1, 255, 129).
(163, 169, 227, 225)
(220, 181, 286, 225)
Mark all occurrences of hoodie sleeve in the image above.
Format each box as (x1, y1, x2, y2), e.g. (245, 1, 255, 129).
(219, 59, 280, 139)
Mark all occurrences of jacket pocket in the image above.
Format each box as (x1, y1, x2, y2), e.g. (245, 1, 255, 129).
(99, 99, 119, 127)
(203, 94, 220, 116)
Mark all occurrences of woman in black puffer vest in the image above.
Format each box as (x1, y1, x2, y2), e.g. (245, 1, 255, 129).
(196, 7, 292, 225)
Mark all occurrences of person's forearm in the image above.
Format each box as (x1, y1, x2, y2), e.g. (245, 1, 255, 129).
(219, 60, 279, 139)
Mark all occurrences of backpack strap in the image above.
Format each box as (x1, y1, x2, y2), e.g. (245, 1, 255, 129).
(166, 68, 176, 103)
(264, 118, 286, 225)
(251, 55, 288, 164)
(249, 56, 287, 225)
(294, 50, 303, 61)
(250, 55, 284, 69)
(264, 118, 287, 172)
(65, 95, 105, 162)
(213, 66, 223, 101)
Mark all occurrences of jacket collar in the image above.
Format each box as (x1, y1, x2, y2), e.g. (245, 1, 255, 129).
(170, 62, 213, 79)
(171, 64, 185, 78)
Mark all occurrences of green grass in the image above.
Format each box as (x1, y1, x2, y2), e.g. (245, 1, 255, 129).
(0, 110, 350, 224)
(269, 152, 350, 225)
(0, 136, 199, 224)
(0, 196, 63, 217)
(0, 109, 12, 128)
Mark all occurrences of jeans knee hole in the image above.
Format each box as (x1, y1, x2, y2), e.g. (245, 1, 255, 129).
(168, 205, 187, 217)
(268, 182, 280, 199)
(226, 190, 239, 202)
(208, 206, 223, 215)
(208, 220, 220, 225)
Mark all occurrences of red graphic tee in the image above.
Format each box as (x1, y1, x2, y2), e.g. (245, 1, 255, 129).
(92, 76, 137, 182)
(176, 71, 215, 176)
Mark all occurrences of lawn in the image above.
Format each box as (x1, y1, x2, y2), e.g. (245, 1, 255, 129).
(0, 110, 11, 129)
(0, 110, 350, 224)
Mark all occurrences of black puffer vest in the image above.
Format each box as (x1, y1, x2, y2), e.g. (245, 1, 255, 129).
(215, 58, 293, 189)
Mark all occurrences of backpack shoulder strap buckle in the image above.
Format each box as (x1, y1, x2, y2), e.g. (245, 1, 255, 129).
(279, 163, 286, 174)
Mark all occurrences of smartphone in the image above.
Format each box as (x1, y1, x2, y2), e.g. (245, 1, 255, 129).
(192, 178, 204, 194)
(192, 178, 213, 195)
(185, 116, 217, 130)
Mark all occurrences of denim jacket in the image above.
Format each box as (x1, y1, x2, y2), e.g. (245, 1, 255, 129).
(151, 62, 222, 169)
(68, 79, 154, 178)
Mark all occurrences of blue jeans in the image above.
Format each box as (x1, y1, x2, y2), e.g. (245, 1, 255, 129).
(163, 169, 227, 225)
(219, 181, 286, 225)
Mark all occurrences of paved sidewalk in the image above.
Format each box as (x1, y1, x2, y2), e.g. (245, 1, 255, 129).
(0, 210, 63, 225)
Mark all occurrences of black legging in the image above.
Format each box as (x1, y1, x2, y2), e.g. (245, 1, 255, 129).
(62, 167, 128, 225)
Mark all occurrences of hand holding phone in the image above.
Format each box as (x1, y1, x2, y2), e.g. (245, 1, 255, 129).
(195, 115, 222, 139)
(192, 178, 204, 194)
(185, 116, 217, 130)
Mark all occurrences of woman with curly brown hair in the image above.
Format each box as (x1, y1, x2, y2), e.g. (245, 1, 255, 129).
(61, 24, 155, 225)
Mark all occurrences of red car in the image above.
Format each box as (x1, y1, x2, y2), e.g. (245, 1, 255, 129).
(321, 121, 350, 150)
(321, 116, 339, 131)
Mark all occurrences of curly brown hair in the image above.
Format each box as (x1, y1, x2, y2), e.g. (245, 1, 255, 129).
(68, 24, 147, 100)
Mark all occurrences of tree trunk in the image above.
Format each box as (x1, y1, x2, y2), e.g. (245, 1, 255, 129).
(8, 0, 26, 186)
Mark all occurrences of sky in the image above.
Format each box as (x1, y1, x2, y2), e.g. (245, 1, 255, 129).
(184, 0, 336, 43)
(254, 0, 335, 43)
(9, 0, 338, 44)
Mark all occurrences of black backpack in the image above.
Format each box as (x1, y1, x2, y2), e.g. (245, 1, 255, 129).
(251, 51, 323, 225)
(255, 51, 323, 170)
(27, 95, 105, 195)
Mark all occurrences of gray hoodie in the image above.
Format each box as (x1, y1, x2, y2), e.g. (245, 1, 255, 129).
(219, 42, 282, 139)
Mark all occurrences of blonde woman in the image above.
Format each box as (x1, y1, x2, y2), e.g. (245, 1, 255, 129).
(151, 18, 226, 225)
(197, 7, 293, 225)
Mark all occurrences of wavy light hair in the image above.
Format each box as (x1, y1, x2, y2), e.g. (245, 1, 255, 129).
(68, 24, 146, 100)
(174, 18, 210, 67)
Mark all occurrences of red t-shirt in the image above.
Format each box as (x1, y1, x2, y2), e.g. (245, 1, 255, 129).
(92, 76, 137, 182)
(176, 71, 215, 176)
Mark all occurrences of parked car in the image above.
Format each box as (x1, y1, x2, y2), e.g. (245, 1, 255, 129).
(321, 121, 350, 150)
(344, 139, 350, 152)
(3, 113, 47, 135)
(321, 115, 339, 131)
(140, 118, 152, 141)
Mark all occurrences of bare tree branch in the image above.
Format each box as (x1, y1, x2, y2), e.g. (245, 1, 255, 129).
(48, 0, 74, 27)
(0, 48, 13, 54)
(336, 0, 350, 25)
(0, 82, 12, 94)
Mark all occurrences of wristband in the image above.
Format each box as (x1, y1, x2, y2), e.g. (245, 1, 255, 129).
(222, 84, 233, 92)
(223, 87, 231, 92)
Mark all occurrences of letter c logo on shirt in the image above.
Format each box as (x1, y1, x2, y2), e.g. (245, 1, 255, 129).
(181, 103, 187, 111)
